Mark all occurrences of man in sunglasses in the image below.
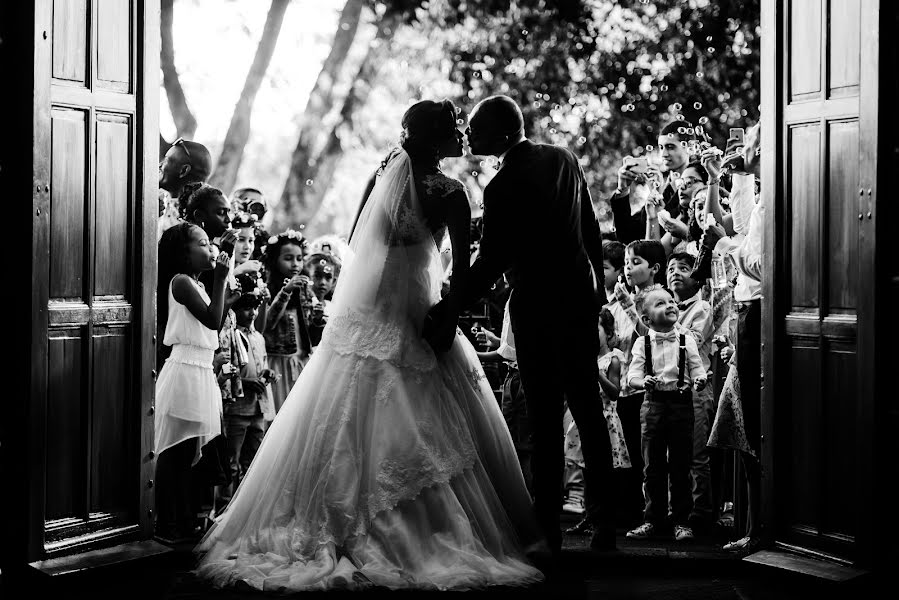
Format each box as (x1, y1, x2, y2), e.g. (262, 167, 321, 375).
(159, 137, 212, 199)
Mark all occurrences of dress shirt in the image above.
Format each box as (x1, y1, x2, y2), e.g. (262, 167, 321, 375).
(729, 174, 763, 302)
(604, 298, 635, 381)
(676, 291, 713, 372)
(627, 326, 706, 392)
(496, 295, 517, 367)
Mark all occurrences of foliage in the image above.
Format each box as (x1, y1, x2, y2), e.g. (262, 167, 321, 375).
(428, 0, 761, 224)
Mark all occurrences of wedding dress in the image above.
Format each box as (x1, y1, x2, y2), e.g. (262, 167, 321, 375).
(194, 149, 545, 592)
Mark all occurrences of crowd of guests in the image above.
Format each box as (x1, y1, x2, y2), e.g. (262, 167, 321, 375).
(152, 138, 347, 542)
(473, 116, 763, 555)
(150, 112, 764, 557)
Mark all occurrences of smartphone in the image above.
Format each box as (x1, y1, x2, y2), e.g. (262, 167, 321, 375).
(624, 156, 649, 174)
(729, 128, 745, 145)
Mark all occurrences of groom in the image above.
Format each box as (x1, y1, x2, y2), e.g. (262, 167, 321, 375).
(426, 95, 616, 557)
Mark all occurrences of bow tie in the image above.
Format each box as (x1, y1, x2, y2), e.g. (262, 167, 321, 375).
(653, 331, 678, 344)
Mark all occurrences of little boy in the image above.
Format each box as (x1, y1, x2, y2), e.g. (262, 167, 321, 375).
(220, 285, 276, 508)
(626, 285, 707, 541)
(666, 252, 716, 532)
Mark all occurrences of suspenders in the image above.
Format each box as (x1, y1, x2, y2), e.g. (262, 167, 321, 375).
(644, 332, 688, 389)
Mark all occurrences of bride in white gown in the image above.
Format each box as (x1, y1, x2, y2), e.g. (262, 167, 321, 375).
(194, 99, 546, 592)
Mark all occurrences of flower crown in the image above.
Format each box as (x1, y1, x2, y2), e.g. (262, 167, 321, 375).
(266, 228, 306, 247)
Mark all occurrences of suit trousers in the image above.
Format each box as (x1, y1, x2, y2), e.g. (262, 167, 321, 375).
(515, 320, 615, 550)
(641, 389, 695, 528)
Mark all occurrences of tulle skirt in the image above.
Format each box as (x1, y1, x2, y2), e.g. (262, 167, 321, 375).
(194, 324, 545, 592)
(155, 344, 222, 466)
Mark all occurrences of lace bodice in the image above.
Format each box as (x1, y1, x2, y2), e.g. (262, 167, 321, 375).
(394, 171, 464, 246)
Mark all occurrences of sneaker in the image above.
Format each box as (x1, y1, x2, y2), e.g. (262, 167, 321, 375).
(565, 516, 594, 536)
(723, 535, 761, 554)
(562, 500, 585, 515)
(674, 525, 694, 541)
(626, 522, 656, 539)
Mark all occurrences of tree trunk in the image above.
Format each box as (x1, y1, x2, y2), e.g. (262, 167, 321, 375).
(208, 0, 290, 193)
(275, 0, 366, 228)
(276, 10, 401, 232)
(161, 0, 197, 139)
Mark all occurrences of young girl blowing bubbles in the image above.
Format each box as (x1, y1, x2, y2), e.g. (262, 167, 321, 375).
(154, 222, 236, 542)
(262, 230, 314, 413)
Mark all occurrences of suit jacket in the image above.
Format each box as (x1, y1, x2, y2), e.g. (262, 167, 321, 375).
(463, 140, 603, 344)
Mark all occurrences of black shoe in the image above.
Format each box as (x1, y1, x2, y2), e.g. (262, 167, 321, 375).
(565, 516, 594, 536)
(589, 528, 617, 551)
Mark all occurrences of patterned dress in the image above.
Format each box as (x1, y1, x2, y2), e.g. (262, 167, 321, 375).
(564, 348, 632, 470)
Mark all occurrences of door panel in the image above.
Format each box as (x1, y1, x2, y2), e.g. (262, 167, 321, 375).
(826, 120, 859, 311)
(50, 109, 87, 299)
(95, 0, 132, 90)
(788, 124, 821, 309)
(90, 328, 132, 514)
(827, 0, 860, 96)
(45, 331, 85, 521)
(789, 0, 822, 99)
(51, 0, 88, 85)
(94, 114, 131, 297)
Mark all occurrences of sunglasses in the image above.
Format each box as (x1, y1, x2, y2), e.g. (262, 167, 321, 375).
(171, 137, 193, 165)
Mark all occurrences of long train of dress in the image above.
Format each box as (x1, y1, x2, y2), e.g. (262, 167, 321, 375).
(194, 305, 545, 591)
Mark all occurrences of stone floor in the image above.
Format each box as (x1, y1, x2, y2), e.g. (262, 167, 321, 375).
(4, 514, 877, 600)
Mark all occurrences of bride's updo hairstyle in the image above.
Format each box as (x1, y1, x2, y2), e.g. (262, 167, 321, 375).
(398, 99, 458, 160)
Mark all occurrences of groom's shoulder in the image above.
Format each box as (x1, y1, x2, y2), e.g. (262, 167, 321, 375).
(532, 141, 580, 164)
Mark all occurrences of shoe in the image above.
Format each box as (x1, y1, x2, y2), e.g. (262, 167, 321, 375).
(626, 522, 656, 539)
(723, 535, 761, 554)
(565, 516, 594, 536)
(674, 525, 694, 541)
(562, 500, 585, 515)
(589, 528, 617, 551)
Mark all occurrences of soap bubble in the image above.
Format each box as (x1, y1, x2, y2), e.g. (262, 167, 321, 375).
(305, 179, 314, 186)
(660, 84, 668, 91)
(645, 145, 654, 151)
(472, 171, 479, 177)
(696, 72, 704, 79)
(578, 136, 587, 144)
(698, 116, 709, 125)
(693, 102, 702, 110)
(456, 118, 464, 125)
(673, 102, 682, 111)
(678, 127, 686, 134)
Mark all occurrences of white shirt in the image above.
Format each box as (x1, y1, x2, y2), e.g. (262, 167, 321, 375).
(496, 296, 517, 366)
(729, 174, 764, 302)
(627, 326, 706, 391)
(676, 291, 713, 373)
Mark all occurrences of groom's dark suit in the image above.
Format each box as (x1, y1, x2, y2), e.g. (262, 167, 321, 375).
(460, 139, 615, 549)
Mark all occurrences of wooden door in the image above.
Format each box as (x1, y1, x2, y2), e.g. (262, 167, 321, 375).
(761, 0, 879, 564)
(29, 0, 159, 560)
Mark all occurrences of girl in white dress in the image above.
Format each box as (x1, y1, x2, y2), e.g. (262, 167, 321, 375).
(195, 100, 545, 592)
(155, 222, 233, 541)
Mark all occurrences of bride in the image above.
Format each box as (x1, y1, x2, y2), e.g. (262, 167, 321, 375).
(194, 99, 546, 592)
